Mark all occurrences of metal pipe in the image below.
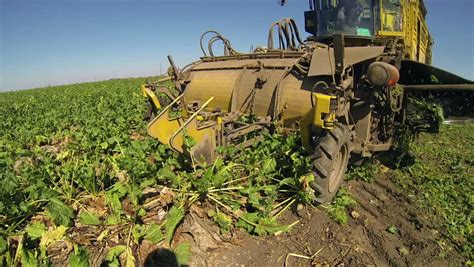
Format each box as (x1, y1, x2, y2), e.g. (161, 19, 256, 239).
(169, 97, 215, 153)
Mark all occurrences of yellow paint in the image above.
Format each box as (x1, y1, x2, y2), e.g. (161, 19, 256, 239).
(169, 97, 215, 153)
(184, 71, 240, 113)
(378, 0, 432, 64)
(147, 94, 184, 150)
(313, 93, 336, 129)
(300, 93, 336, 152)
(217, 116, 223, 131)
(147, 94, 218, 161)
(140, 85, 148, 97)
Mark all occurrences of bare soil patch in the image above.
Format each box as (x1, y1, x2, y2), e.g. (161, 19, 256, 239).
(181, 173, 463, 266)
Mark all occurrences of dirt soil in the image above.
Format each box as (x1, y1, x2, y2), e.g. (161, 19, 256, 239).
(177, 172, 463, 266)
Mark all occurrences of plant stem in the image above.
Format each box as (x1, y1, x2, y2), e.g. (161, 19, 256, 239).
(272, 198, 296, 220)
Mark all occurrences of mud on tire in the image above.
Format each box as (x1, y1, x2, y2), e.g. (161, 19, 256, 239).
(310, 123, 351, 204)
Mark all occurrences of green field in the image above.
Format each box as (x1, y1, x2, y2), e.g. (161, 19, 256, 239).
(0, 78, 315, 265)
(392, 123, 474, 260)
(0, 78, 472, 265)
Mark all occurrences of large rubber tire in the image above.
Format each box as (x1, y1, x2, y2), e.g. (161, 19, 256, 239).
(310, 124, 351, 204)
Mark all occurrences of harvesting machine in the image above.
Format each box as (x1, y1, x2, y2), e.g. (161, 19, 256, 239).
(142, 0, 474, 203)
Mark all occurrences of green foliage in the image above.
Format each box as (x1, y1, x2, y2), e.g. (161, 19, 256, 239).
(328, 188, 357, 224)
(45, 198, 75, 226)
(0, 78, 160, 231)
(25, 222, 47, 240)
(0, 236, 7, 254)
(144, 224, 164, 243)
(69, 246, 90, 267)
(131, 223, 164, 244)
(208, 210, 232, 233)
(131, 224, 146, 243)
(0, 78, 312, 251)
(21, 247, 38, 267)
(386, 225, 398, 234)
(9, 77, 464, 263)
(79, 211, 101, 226)
(346, 160, 379, 183)
(392, 124, 474, 260)
(174, 242, 191, 265)
(164, 206, 185, 245)
(409, 97, 444, 123)
(183, 133, 197, 149)
(235, 212, 293, 236)
(105, 245, 126, 267)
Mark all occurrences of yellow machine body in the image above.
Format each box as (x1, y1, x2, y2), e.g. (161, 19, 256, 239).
(377, 0, 432, 64)
(143, 47, 384, 162)
(142, 0, 471, 164)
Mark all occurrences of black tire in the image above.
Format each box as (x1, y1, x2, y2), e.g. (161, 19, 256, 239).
(310, 124, 351, 204)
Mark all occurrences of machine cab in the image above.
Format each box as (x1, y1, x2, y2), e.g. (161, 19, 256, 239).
(305, 0, 376, 41)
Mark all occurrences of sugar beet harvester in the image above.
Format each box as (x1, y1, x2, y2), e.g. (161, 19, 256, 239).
(142, 0, 474, 203)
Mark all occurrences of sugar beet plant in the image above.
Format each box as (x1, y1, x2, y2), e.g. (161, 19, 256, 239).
(0, 78, 315, 266)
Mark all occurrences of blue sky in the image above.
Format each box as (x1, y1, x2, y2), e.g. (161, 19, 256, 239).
(1, 0, 473, 91)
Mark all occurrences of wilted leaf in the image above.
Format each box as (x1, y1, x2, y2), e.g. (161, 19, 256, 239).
(107, 246, 126, 260)
(40, 225, 68, 248)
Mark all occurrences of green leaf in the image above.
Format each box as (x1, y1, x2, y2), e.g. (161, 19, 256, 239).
(144, 224, 164, 244)
(137, 208, 147, 217)
(69, 247, 90, 267)
(183, 134, 196, 149)
(21, 248, 38, 267)
(0, 236, 7, 254)
(132, 224, 145, 243)
(40, 225, 68, 249)
(386, 225, 398, 234)
(255, 218, 292, 235)
(328, 205, 349, 224)
(107, 246, 126, 260)
(25, 222, 46, 240)
(262, 158, 276, 174)
(279, 177, 297, 187)
(174, 242, 191, 265)
(212, 212, 232, 233)
(235, 212, 259, 232)
(79, 212, 101, 226)
(105, 192, 122, 225)
(45, 198, 75, 226)
(106, 245, 126, 264)
(164, 206, 185, 245)
(100, 142, 108, 149)
(105, 213, 121, 226)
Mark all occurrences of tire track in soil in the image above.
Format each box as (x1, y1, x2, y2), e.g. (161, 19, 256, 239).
(182, 173, 464, 266)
